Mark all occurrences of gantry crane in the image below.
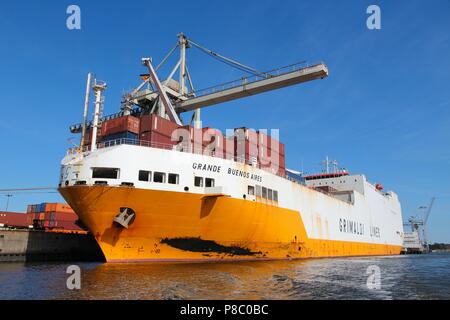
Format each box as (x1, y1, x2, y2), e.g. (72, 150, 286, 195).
(70, 33, 328, 134)
(403, 197, 435, 252)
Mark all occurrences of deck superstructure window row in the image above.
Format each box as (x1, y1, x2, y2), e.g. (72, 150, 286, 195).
(139, 170, 180, 185)
(194, 176, 215, 188)
(92, 167, 120, 179)
(90, 168, 180, 185)
(251, 184, 278, 202)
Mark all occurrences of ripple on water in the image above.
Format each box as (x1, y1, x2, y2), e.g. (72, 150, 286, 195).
(1, 253, 449, 300)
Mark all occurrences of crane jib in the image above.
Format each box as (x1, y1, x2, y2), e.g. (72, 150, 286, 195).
(175, 63, 328, 112)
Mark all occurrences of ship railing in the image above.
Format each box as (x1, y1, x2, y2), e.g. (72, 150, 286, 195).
(181, 61, 314, 99)
(75, 138, 287, 178)
(78, 139, 177, 152)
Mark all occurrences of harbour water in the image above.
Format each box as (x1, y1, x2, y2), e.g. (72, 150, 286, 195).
(1, 252, 449, 300)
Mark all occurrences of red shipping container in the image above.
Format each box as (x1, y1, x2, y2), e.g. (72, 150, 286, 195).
(277, 168, 286, 176)
(102, 115, 140, 136)
(235, 139, 258, 161)
(53, 211, 78, 222)
(54, 203, 74, 213)
(53, 220, 82, 231)
(234, 127, 258, 144)
(202, 127, 224, 152)
(83, 128, 102, 147)
(223, 138, 235, 160)
(0, 212, 29, 227)
(140, 131, 178, 148)
(259, 149, 285, 166)
(44, 212, 51, 221)
(177, 125, 202, 154)
(44, 203, 56, 212)
(139, 115, 152, 133)
(139, 114, 180, 137)
(257, 130, 285, 156)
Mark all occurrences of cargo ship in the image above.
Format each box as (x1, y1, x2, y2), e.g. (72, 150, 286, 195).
(58, 34, 404, 262)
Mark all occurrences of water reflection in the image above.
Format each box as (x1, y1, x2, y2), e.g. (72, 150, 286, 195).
(1, 253, 449, 300)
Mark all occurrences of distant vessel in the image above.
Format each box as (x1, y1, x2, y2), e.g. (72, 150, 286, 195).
(59, 34, 404, 262)
(402, 198, 435, 254)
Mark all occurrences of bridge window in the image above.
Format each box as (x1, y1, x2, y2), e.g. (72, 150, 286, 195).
(139, 170, 151, 182)
(168, 173, 179, 184)
(153, 172, 165, 183)
(262, 187, 267, 199)
(205, 178, 215, 187)
(273, 190, 278, 202)
(248, 185, 255, 195)
(92, 167, 119, 179)
(268, 189, 273, 200)
(255, 185, 261, 197)
(194, 176, 203, 187)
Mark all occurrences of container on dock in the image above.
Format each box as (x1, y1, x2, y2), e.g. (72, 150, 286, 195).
(0, 212, 29, 228)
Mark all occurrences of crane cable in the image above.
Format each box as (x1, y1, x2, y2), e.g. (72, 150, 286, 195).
(186, 38, 266, 78)
(0, 187, 58, 194)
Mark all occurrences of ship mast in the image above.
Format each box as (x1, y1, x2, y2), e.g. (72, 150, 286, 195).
(320, 156, 340, 174)
(91, 79, 107, 151)
(80, 72, 91, 148)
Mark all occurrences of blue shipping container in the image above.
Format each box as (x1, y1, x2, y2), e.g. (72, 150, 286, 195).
(101, 131, 138, 143)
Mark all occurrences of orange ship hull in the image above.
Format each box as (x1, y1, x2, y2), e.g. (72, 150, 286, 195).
(59, 186, 402, 262)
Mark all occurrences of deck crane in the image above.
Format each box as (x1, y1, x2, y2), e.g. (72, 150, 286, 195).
(70, 33, 328, 134)
(126, 33, 328, 125)
(421, 197, 435, 249)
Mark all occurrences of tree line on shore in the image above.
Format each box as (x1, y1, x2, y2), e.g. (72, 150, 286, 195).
(429, 243, 450, 250)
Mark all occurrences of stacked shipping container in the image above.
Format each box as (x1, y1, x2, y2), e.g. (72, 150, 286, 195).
(202, 127, 228, 158)
(234, 127, 259, 164)
(82, 128, 102, 148)
(101, 115, 139, 143)
(0, 212, 30, 228)
(256, 130, 286, 176)
(81, 113, 286, 176)
(26, 203, 83, 231)
(140, 114, 181, 148)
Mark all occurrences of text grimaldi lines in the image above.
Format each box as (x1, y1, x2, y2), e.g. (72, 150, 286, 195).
(339, 218, 381, 238)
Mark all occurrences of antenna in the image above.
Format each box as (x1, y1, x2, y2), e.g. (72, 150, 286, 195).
(320, 156, 337, 174)
(4, 194, 13, 211)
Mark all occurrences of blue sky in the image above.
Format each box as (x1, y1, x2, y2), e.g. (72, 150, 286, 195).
(0, 0, 449, 242)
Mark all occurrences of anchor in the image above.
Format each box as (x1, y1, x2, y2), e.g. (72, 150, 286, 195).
(113, 207, 136, 229)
